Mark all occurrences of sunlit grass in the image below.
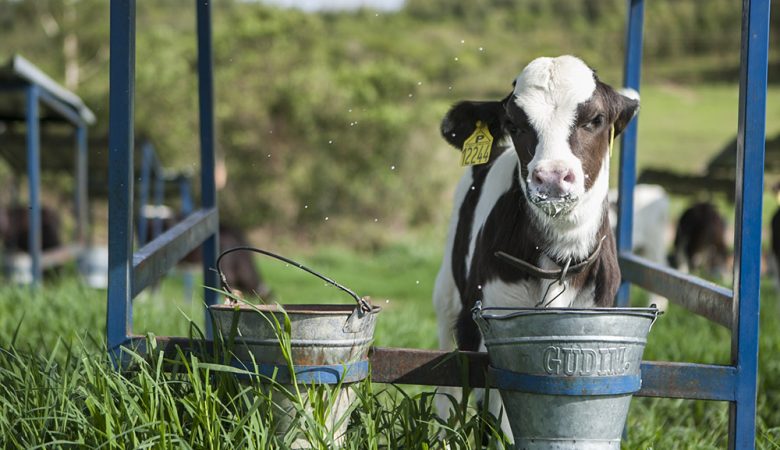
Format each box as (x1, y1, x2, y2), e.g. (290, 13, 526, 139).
(0, 234, 778, 447)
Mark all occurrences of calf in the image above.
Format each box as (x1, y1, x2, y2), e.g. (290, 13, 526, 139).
(209, 224, 272, 299)
(432, 55, 639, 438)
(670, 202, 730, 280)
(0, 204, 63, 282)
(770, 206, 780, 292)
(608, 184, 671, 308)
(0, 204, 62, 252)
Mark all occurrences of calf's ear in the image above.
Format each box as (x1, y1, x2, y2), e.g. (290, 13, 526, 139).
(611, 88, 640, 136)
(441, 100, 505, 150)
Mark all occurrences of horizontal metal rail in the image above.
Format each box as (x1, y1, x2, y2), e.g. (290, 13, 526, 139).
(638, 360, 736, 401)
(132, 207, 218, 298)
(619, 253, 733, 328)
(37, 88, 88, 127)
(127, 338, 736, 402)
(40, 244, 83, 269)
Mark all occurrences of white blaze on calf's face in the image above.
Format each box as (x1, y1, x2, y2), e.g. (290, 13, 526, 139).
(512, 56, 596, 209)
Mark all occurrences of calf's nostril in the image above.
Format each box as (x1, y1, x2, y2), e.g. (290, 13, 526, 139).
(533, 172, 544, 186)
(563, 171, 575, 184)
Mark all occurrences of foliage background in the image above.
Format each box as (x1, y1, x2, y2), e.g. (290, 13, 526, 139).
(1, 0, 778, 242)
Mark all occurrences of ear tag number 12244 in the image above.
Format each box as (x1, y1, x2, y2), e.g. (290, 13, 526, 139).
(460, 121, 493, 167)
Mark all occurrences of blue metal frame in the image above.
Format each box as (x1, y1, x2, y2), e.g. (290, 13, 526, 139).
(613, 0, 768, 447)
(0, 61, 93, 284)
(615, 0, 644, 307)
(107, 0, 220, 354)
(107, 0, 136, 352)
(25, 85, 42, 283)
(102, 0, 767, 446)
(197, 0, 220, 332)
(75, 125, 88, 245)
(136, 141, 195, 247)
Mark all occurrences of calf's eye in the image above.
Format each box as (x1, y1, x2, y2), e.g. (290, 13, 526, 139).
(583, 114, 604, 131)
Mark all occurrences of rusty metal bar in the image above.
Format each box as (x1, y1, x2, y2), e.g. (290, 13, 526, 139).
(131, 207, 218, 298)
(638, 361, 736, 401)
(619, 253, 733, 328)
(369, 347, 489, 387)
(127, 340, 737, 402)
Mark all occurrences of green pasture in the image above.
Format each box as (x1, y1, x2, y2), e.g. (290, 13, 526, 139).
(1, 237, 780, 448)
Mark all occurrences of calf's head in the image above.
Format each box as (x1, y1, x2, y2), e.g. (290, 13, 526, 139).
(442, 55, 639, 220)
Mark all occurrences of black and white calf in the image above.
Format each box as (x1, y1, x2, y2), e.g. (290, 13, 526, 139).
(670, 202, 730, 280)
(432, 55, 639, 436)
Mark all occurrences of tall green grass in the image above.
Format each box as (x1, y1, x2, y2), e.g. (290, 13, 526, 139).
(0, 293, 509, 449)
(1, 239, 779, 448)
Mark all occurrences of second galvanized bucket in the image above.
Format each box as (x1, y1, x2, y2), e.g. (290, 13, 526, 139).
(473, 303, 659, 450)
(209, 247, 380, 447)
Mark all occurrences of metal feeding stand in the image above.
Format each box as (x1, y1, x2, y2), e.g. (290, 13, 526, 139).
(0, 55, 94, 284)
(105, 1, 768, 447)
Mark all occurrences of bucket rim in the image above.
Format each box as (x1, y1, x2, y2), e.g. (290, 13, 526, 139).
(474, 305, 659, 321)
(209, 303, 382, 315)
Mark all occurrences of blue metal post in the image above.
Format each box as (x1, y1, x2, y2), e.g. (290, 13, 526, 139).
(152, 162, 165, 239)
(179, 176, 194, 216)
(75, 126, 88, 245)
(197, 0, 219, 335)
(615, 0, 644, 306)
(25, 85, 42, 285)
(107, 0, 136, 352)
(729, 0, 769, 447)
(137, 142, 153, 246)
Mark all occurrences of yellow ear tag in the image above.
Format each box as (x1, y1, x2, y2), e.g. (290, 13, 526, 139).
(609, 125, 615, 158)
(460, 121, 494, 167)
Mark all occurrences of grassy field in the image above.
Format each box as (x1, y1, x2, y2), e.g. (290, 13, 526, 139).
(1, 238, 779, 448)
(1, 82, 780, 448)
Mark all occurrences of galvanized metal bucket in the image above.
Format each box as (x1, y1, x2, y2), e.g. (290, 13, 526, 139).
(472, 303, 659, 450)
(209, 247, 380, 446)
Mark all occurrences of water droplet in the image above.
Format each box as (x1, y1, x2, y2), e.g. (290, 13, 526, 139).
(328, 140, 333, 144)
(470, 186, 475, 190)
(460, 39, 465, 44)
(269, 130, 273, 134)
(416, 280, 420, 285)
(451, 133, 457, 137)
(348, 108, 352, 113)
(408, 93, 413, 98)
(267, 154, 271, 158)
(374, 218, 378, 222)
(385, 299, 390, 303)
(477, 285, 482, 290)
(390, 165, 396, 170)
(417, 81, 422, 85)
(479, 47, 484, 52)
(325, 216, 329, 221)
(304, 204, 308, 209)
(448, 86, 453, 90)
(454, 57, 459, 61)
(535, 246, 539, 250)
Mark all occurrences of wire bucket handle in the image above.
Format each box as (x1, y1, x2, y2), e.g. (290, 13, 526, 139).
(216, 246, 372, 313)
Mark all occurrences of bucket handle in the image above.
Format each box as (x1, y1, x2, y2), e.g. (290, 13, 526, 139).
(216, 246, 372, 313)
